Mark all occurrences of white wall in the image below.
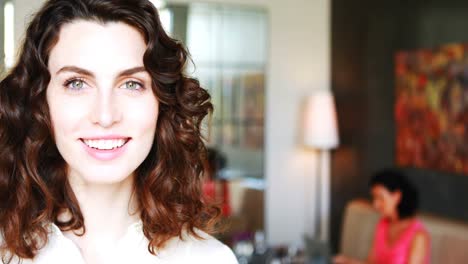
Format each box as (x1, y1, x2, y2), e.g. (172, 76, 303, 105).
(13, 0, 44, 55)
(267, 0, 330, 246)
(13, 0, 331, 246)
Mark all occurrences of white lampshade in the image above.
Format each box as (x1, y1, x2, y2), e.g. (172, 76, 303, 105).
(304, 90, 339, 149)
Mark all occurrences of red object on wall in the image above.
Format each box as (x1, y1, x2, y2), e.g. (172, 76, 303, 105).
(202, 179, 231, 217)
(221, 179, 231, 216)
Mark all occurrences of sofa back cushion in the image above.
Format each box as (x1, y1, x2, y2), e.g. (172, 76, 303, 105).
(422, 214, 468, 263)
(340, 200, 379, 260)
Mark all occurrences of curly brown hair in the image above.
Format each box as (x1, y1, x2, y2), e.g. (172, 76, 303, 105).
(0, 0, 219, 261)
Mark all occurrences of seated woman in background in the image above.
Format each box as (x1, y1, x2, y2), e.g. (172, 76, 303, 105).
(334, 169, 430, 264)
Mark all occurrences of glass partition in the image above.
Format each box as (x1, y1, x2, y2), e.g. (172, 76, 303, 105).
(163, 2, 267, 180)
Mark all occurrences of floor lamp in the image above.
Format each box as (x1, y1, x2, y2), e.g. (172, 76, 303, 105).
(303, 90, 339, 242)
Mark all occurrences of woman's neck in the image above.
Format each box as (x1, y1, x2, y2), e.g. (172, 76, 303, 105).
(387, 211, 401, 223)
(388, 214, 414, 226)
(61, 173, 140, 252)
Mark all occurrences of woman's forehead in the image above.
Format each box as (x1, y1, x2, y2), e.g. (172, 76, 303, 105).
(371, 184, 389, 194)
(48, 20, 147, 77)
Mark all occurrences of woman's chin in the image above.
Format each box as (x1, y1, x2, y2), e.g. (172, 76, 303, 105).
(68, 168, 135, 186)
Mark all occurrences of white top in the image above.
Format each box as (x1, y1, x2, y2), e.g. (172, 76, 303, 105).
(1, 222, 238, 264)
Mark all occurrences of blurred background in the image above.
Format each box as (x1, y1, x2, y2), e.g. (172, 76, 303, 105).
(4, 0, 468, 263)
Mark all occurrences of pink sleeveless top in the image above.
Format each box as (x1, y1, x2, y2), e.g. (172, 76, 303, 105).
(372, 218, 430, 264)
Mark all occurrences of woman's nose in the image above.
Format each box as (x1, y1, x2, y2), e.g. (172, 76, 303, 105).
(89, 91, 122, 128)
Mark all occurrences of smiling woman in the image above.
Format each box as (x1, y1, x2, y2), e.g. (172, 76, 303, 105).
(0, 0, 237, 264)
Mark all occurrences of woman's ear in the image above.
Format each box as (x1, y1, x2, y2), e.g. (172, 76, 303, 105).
(393, 190, 402, 204)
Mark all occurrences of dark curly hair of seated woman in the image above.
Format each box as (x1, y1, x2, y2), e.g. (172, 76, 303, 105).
(369, 168, 419, 219)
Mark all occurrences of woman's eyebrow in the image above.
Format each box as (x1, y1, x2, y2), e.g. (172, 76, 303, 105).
(118, 66, 147, 77)
(56, 66, 94, 77)
(55, 66, 147, 78)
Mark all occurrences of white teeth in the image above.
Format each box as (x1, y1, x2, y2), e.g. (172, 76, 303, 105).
(83, 139, 127, 150)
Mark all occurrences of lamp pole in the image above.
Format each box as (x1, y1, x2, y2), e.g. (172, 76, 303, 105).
(318, 149, 330, 242)
(303, 90, 338, 243)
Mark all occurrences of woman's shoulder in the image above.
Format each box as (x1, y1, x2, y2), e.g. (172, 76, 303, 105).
(406, 217, 428, 237)
(413, 217, 427, 228)
(412, 218, 430, 239)
(160, 229, 238, 263)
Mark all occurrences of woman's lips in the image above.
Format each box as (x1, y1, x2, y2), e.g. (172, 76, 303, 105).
(80, 137, 131, 161)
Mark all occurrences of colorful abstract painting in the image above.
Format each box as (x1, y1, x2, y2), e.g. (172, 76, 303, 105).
(395, 43, 468, 175)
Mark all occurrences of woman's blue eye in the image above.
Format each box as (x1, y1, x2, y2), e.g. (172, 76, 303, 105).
(65, 79, 85, 90)
(124, 81, 142, 90)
